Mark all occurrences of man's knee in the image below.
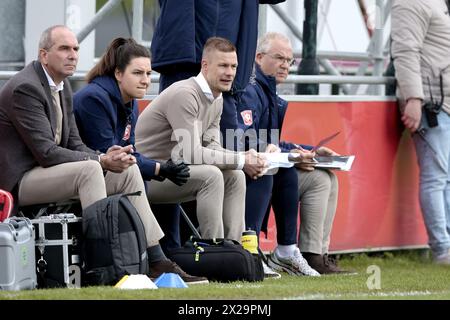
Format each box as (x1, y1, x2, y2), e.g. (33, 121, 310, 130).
(276, 167, 298, 186)
(305, 169, 334, 192)
(110, 164, 145, 193)
(328, 171, 338, 192)
(122, 163, 141, 178)
(197, 165, 224, 187)
(226, 169, 245, 183)
(82, 160, 104, 180)
(224, 170, 245, 190)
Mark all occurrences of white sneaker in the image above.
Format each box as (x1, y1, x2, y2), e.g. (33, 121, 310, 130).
(262, 259, 281, 279)
(268, 247, 321, 277)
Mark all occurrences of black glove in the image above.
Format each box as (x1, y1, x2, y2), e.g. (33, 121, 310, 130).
(158, 159, 190, 186)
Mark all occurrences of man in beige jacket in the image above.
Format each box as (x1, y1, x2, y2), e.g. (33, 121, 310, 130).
(392, 0, 450, 264)
(136, 37, 267, 242)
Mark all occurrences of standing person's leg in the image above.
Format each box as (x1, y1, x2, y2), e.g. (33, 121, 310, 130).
(148, 165, 226, 239)
(18, 160, 106, 208)
(414, 112, 450, 262)
(158, 67, 199, 93)
(220, 93, 241, 145)
(446, 130, 450, 239)
(221, 169, 246, 242)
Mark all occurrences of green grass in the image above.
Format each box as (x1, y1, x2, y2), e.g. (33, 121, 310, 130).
(2, 250, 450, 300)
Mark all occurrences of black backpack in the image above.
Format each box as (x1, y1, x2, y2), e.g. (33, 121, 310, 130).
(82, 193, 148, 286)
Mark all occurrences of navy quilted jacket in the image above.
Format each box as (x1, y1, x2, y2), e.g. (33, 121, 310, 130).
(151, 0, 285, 94)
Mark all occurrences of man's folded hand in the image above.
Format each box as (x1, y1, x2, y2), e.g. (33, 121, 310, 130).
(243, 149, 268, 179)
(100, 145, 136, 173)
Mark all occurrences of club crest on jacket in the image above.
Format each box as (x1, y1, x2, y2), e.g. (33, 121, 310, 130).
(240, 110, 253, 126)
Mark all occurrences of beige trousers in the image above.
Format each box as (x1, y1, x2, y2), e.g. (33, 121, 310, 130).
(297, 169, 338, 255)
(147, 164, 246, 242)
(18, 161, 164, 247)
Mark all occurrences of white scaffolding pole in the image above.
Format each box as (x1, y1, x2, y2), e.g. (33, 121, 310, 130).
(270, 3, 351, 94)
(132, 0, 144, 43)
(367, 0, 385, 95)
(76, 0, 122, 43)
(350, 0, 392, 94)
(317, 0, 331, 44)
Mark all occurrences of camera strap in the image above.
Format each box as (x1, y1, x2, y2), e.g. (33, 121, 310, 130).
(426, 74, 444, 112)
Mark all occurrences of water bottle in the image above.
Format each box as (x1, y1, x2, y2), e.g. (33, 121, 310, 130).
(241, 230, 258, 254)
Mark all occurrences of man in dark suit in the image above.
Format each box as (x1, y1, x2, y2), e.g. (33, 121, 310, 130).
(0, 25, 142, 215)
(0, 25, 207, 284)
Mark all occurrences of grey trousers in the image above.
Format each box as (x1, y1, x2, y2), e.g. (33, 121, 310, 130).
(18, 161, 164, 247)
(147, 164, 246, 242)
(297, 169, 338, 255)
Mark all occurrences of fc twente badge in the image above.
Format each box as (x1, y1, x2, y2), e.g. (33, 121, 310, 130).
(123, 124, 131, 141)
(240, 110, 253, 126)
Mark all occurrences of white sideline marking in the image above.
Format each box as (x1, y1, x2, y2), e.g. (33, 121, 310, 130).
(287, 289, 450, 300)
(218, 284, 263, 289)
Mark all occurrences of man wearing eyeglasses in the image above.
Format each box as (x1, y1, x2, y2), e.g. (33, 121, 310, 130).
(221, 32, 349, 275)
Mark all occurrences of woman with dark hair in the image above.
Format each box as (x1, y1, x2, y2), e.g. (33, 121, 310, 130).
(73, 37, 207, 284)
(75, 38, 187, 184)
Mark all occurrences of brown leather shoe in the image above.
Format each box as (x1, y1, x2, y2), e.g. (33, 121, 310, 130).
(302, 252, 329, 274)
(303, 252, 356, 275)
(323, 254, 358, 275)
(149, 260, 209, 284)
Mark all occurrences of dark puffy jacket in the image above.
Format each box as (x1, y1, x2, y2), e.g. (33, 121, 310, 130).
(151, 0, 285, 94)
(233, 65, 311, 152)
(73, 76, 159, 180)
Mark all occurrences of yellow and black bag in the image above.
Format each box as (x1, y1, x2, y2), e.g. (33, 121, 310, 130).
(168, 237, 264, 282)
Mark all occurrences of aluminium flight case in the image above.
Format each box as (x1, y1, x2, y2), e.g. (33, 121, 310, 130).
(31, 213, 83, 288)
(0, 217, 37, 291)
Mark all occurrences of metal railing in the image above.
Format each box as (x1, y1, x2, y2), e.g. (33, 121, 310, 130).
(1, 0, 394, 95)
(0, 70, 395, 86)
(283, 75, 395, 85)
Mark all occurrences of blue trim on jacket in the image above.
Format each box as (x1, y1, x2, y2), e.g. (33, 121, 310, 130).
(73, 75, 160, 180)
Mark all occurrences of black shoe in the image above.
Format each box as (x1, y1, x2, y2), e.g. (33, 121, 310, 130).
(149, 260, 209, 284)
(303, 252, 356, 275)
(323, 254, 357, 275)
